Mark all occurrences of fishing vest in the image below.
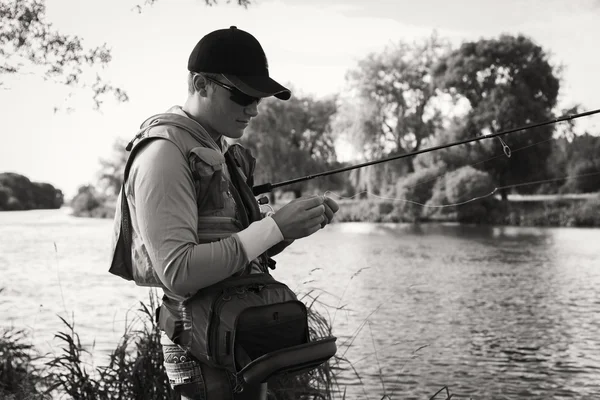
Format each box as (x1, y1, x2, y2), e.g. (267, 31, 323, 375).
(109, 112, 270, 287)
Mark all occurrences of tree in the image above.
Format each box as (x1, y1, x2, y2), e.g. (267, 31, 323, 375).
(2, 0, 252, 109)
(240, 94, 341, 200)
(0, 184, 10, 209)
(71, 184, 101, 214)
(134, 0, 251, 13)
(435, 34, 560, 199)
(334, 33, 450, 194)
(0, 172, 63, 210)
(97, 138, 129, 198)
(546, 133, 600, 193)
(1, 0, 129, 109)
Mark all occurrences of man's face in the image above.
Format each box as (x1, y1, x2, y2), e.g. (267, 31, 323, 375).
(204, 78, 259, 140)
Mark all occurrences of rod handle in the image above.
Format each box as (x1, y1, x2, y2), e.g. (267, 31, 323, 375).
(252, 183, 273, 196)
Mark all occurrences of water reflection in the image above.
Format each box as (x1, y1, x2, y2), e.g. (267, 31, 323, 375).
(301, 223, 600, 398)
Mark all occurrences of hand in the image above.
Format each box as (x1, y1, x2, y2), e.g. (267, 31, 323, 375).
(271, 195, 325, 240)
(321, 195, 340, 228)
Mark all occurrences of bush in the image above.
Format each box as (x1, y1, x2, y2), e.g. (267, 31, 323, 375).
(445, 166, 500, 223)
(426, 166, 502, 224)
(5, 196, 24, 211)
(0, 290, 50, 399)
(71, 185, 105, 218)
(0, 173, 64, 211)
(31, 182, 64, 209)
(561, 160, 600, 193)
(0, 185, 10, 210)
(45, 293, 176, 400)
(572, 195, 600, 227)
(393, 166, 444, 222)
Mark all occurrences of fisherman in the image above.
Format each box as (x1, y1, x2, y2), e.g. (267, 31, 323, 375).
(112, 26, 339, 399)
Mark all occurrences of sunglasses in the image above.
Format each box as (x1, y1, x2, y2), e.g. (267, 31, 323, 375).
(202, 75, 262, 107)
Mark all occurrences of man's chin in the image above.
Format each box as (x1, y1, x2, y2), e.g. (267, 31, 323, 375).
(223, 129, 245, 140)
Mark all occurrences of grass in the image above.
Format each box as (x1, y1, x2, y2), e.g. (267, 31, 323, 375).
(1, 283, 465, 400)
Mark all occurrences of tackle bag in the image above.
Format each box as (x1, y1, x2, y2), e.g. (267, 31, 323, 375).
(158, 272, 337, 386)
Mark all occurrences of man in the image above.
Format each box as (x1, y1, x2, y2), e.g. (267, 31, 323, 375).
(116, 26, 339, 399)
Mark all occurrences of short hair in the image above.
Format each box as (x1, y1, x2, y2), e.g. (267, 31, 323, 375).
(187, 72, 221, 95)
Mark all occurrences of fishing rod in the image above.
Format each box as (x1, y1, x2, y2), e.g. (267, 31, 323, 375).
(252, 108, 600, 196)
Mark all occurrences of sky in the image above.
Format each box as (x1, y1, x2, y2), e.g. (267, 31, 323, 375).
(1, 0, 599, 199)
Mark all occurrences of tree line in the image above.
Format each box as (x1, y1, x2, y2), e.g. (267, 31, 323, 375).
(0, 173, 64, 210)
(2, 1, 599, 218)
(88, 33, 600, 212)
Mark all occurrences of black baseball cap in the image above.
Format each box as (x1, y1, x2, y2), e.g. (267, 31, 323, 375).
(188, 26, 291, 101)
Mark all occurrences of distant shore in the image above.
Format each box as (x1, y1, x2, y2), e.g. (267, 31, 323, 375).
(60, 192, 600, 228)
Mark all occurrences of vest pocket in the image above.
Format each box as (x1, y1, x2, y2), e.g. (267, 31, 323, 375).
(189, 147, 228, 212)
(196, 216, 243, 243)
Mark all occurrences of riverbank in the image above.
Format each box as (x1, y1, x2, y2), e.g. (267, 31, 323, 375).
(334, 193, 600, 227)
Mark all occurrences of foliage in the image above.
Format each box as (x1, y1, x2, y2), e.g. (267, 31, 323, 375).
(427, 166, 501, 223)
(562, 159, 600, 194)
(44, 292, 177, 400)
(333, 33, 450, 191)
(0, 184, 9, 209)
(97, 138, 129, 198)
(6, 289, 341, 399)
(393, 165, 444, 222)
(241, 94, 343, 199)
(71, 185, 101, 213)
(545, 133, 600, 194)
(413, 118, 475, 172)
(70, 184, 115, 218)
(342, 33, 449, 160)
(0, 0, 128, 110)
(0, 321, 50, 399)
(0, 172, 63, 211)
(133, 0, 251, 13)
(572, 195, 600, 227)
(435, 34, 560, 198)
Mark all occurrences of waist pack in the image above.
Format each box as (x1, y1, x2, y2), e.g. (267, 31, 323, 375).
(158, 272, 337, 387)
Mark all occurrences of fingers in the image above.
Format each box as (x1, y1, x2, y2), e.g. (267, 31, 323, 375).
(300, 195, 324, 210)
(324, 196, 339, 213)
(306, 214, 325, 231)
(323, 204, 334, 222)
(305, 196, 338, 227)
(305, 204, 325, 219)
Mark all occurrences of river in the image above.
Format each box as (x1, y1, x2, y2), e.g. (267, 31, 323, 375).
(1, 208, 599, 399)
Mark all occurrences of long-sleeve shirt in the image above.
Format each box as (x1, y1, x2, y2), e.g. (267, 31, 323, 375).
(126, 106, 283, 303)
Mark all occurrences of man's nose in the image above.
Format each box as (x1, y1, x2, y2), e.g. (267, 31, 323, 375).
(244, 101, 259, 117)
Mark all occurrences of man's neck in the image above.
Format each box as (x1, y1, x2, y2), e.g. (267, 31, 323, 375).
(181, 104, 222, 147)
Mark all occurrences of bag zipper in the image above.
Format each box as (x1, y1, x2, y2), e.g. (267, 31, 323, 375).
(207, 288, 233, 361)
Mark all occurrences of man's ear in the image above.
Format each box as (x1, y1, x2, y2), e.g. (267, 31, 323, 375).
(194, 74, 208, 96)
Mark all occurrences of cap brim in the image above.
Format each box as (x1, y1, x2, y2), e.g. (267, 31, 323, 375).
(222, 74, 291, 100)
